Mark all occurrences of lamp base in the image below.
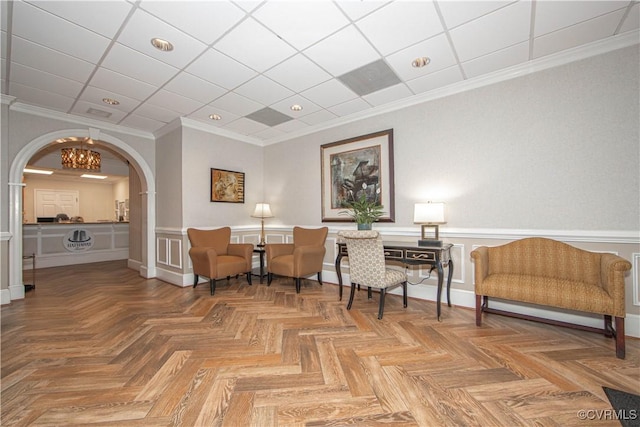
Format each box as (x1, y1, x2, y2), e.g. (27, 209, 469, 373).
(418, 239, 443, 247)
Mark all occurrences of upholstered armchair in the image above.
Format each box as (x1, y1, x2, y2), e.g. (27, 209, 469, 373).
(266, 226, 328, 293)
(187, 227, 253, 295)
(338, 230, 407, 319)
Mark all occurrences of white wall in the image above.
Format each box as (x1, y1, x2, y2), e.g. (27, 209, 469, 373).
(264, 45, 640, 233)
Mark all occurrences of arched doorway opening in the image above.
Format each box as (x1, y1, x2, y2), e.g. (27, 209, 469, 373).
(7, 129, 156, 301)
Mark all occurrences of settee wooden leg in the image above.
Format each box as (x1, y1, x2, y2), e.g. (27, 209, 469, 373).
(210, 278, 216, 296)
(193, 274, 199, 288)
(615, 317, 625, 359)
(475, 294, 483, 326)
(604, 315, 613, 338)
(317, 272, 323, 285)
(295, 278, 301, 293)
(402, 281, 408, 308)
(246, 272, 252, 286)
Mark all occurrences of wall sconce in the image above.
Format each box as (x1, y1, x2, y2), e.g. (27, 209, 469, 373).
(414, 202, 446, 247)
(251, 203, 274, 246)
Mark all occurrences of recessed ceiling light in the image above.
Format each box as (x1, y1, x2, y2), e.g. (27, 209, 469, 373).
(151, 38, 174, 52)
(290, 104, 303, 112)
(23, 168, 53, 175)
(411, 57, 431, 68)
(102, 98, 119, 105)
(209, 114, 222, 120)
(81, 174, 108, 180)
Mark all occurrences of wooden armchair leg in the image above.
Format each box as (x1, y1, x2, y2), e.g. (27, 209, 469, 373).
(317, 272, 323, 285)
(402, 281, 408, 308)
(193, 274, 199, 288)
(267, 273, 273, 286)
(295, 278, 301, 293)
(246, 272, 252, 286)
(604, 315, 613, 338)
(475, 294, 483, 326)
(210, 278, 216, 296)
(615, 317, 625, 359)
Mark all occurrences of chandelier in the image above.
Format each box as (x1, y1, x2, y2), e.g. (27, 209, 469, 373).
(61, 138, 101, 171)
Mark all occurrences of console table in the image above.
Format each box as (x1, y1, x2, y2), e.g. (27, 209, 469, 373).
(335, 241, 454, 320)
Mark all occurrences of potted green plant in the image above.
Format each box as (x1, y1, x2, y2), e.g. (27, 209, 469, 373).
(339, 184, 385, 230)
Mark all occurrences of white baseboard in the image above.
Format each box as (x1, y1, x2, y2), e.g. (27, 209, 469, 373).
(323, 270, 640, 339)
(32, 250, 128, 269)
(1, 288, 11, 305)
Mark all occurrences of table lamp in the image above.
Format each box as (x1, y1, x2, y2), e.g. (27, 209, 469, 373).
(414, 202, 446, 247)
(251, 203, 273, 246)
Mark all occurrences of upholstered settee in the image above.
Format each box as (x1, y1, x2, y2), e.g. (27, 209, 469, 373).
(471, 237, 631, 359)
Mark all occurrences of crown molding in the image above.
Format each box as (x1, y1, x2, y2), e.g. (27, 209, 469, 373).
(7, 101, 155, 140)
(262, 30, 640, 146)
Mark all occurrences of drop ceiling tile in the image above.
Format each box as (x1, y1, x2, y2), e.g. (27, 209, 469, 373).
(25, 0, 133, 38)
(133, 102, 181, 123)
(253, 1, 349, 50)
(116, 9, 208, 69)
(300, 79, 358, 108)
(186, 48, 257, 90)
(9, 81, 75, 112)
(264, 54, 332, 93)
(79, 86, 141, 113)
(274, 119, 311, 133)
(450, 1, 531, 62)
(90, 68, 158, 101)
(534, 1, 628, 36)
(188, 105, 240, 127)
(12, 1, 111, 64)
(304, 25, 380, 76)
(71, 100, 128, 122)
(533, 9, 628, 59)
(335, 1, 391, 21)
(234, 75, 294, 106)
(619, 3, 639, 33)
(209, 91, 263, 117)
(438, 1, 514, 29)
(139, 0, 246, 44)
(119, 114, 167, 133)
(386, 34, 457, 81)
(356, 1, 443, 56)
(223, 117, 269, 135)
(251, 126, 286, 140)
(269, 95, 323, 118)
(164, 72, 227, 104)
(363, 83, 413, 106)
(101, 43, 178, 87)
(299, 109, 338, 126)
(214, 18, 296, 72)
(462, 41, 528, 78)
(146, 89, 202, 115)
(9, 37, 95, 83)
(406, 65, 464, 95)
(10, 63, 84, 98)
(1, 1, 8, 31)
(327, 98, 372, 117)
(234, 1, 262, 13)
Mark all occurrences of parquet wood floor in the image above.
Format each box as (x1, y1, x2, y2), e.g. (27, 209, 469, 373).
(2, 260, 638, 426)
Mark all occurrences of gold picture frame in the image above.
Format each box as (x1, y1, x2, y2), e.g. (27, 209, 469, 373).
(321, 129, 395, 222)
(211, 168, 245, 203)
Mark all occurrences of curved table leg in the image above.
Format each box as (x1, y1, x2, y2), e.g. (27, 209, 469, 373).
(335, 254, 344, 301)
(437, 261, 444, 321)
(446, 259, 453, 307)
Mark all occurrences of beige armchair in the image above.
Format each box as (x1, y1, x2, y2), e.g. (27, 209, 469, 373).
(187, 227, 253, 295)
(266, 226, 328, 293)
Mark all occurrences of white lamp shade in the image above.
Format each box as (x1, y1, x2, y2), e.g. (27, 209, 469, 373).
(252, 203, 273, 218)
(414, 202, 445, 224)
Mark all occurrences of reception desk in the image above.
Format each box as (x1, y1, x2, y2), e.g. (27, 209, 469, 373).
(23, 222, 129, 269)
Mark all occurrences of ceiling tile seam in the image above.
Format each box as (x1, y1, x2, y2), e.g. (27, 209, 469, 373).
(614, 2, 637, 35)
(3, 0, 14, 91)
(528, 0, 537, 60)
(67, 3, 139, 123)
(433, 0, 467, 81)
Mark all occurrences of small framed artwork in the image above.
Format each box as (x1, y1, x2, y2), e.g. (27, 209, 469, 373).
(321, 129, 395, 222)
(211, 168, 245, 203)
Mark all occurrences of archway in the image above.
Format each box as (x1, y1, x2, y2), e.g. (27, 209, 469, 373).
(7, 129, 156, 301)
